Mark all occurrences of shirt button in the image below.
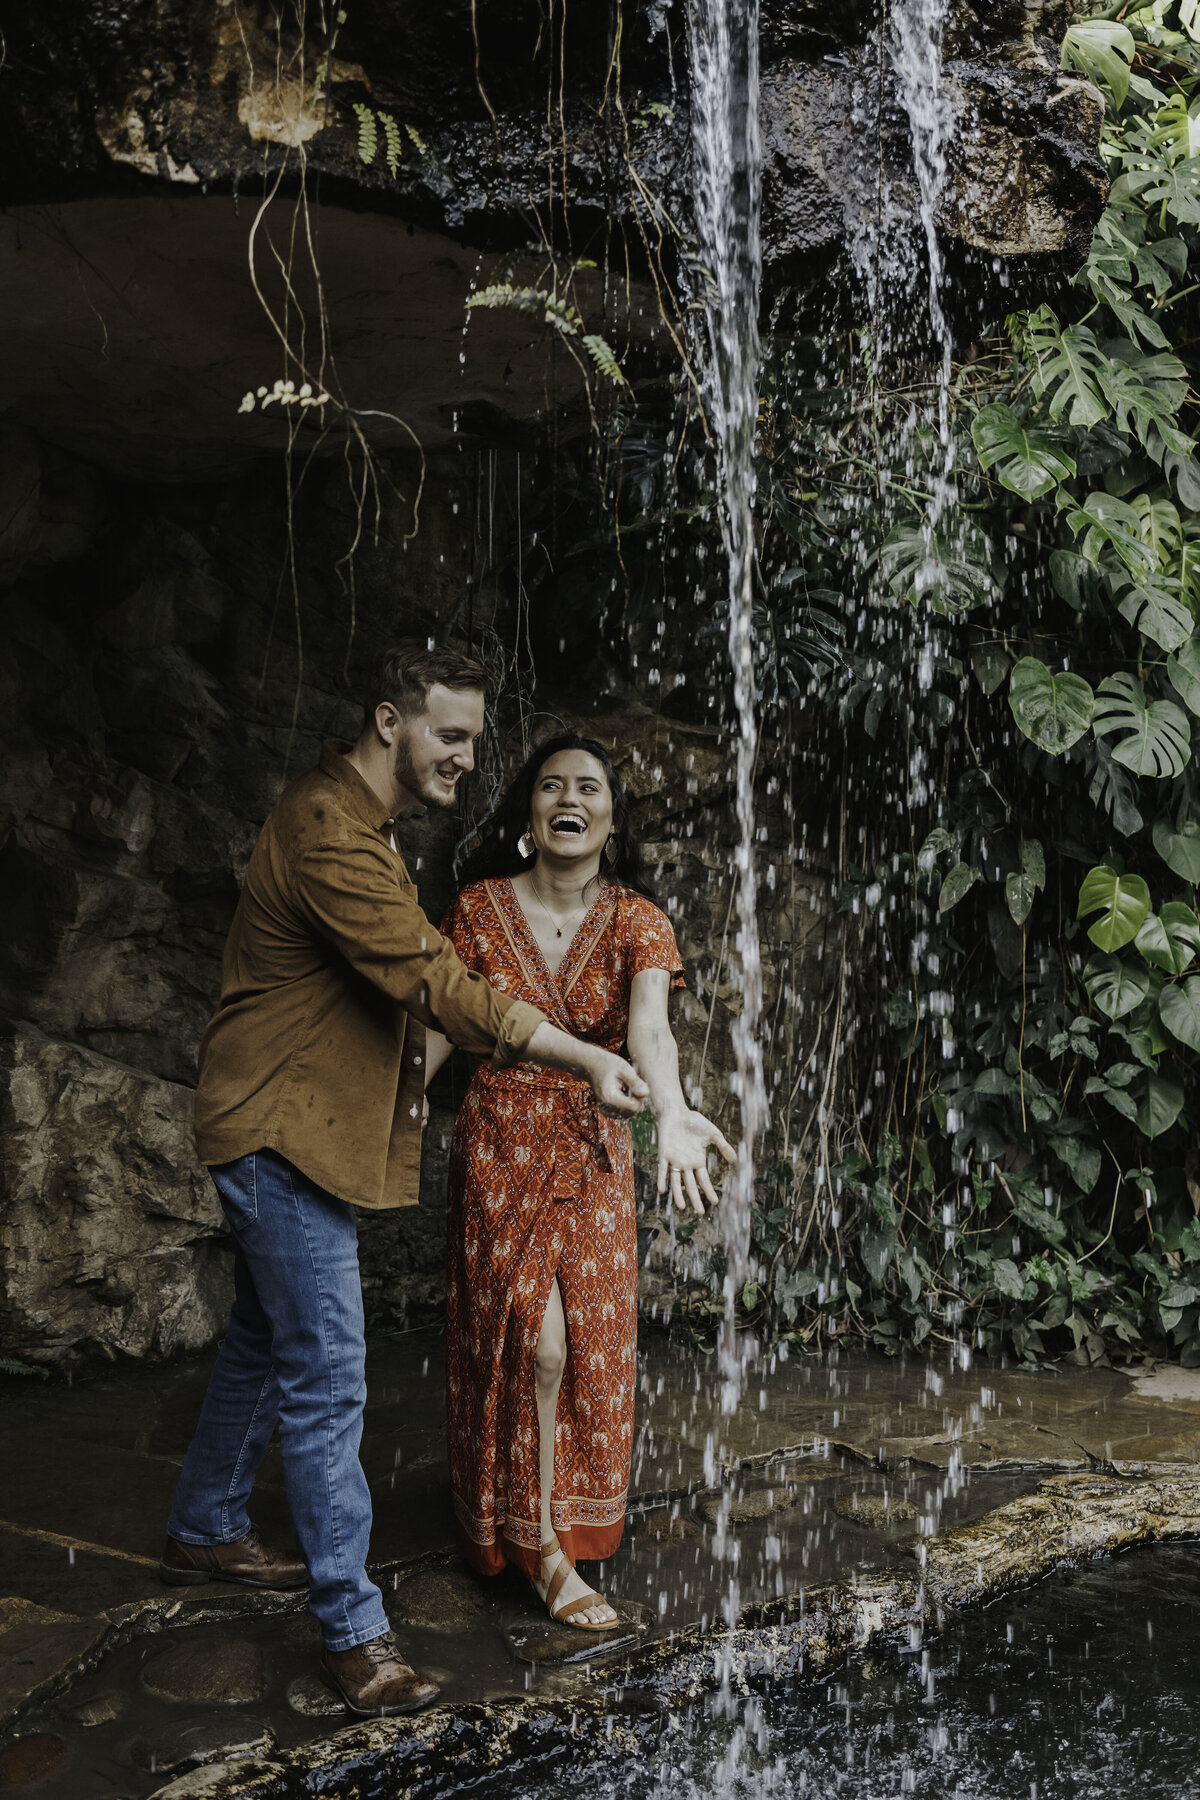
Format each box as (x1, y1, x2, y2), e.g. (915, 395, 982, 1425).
(412, 1054, 423, 1067)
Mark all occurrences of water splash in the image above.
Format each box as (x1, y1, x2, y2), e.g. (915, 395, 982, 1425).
(688, 0, 767, 1431)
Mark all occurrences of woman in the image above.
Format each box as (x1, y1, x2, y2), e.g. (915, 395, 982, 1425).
(423, 734, 734, 1630)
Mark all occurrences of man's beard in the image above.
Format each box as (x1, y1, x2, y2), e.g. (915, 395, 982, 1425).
(392, 737, 459, 809)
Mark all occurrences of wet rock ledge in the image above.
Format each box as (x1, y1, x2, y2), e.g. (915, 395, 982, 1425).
(137, 1469, 1200, 1800)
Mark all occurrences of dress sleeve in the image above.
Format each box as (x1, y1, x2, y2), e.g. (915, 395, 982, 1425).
(626, 894, 686, 992)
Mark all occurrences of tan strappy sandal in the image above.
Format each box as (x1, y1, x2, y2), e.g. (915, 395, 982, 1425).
(537, 1534, 619, 1632)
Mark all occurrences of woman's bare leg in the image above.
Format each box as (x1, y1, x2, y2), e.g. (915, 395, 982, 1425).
(532, 1280, 617, 1626)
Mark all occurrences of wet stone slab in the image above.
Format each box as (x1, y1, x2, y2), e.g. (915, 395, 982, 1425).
(0, 1599, 106, 1722)
(62, 1690, 126, 1728)
(502, 1599, 654, 1665)
(139, 1640, 268, 1707)
(696, 1483, 801, 1525)
(390, 1567, 489, 1633)
(0, 1731, 70, 1790)
(284, 1674, 344, 1719)
(831, 1493, 917, 1528)
(129, 1716, 275, 1777)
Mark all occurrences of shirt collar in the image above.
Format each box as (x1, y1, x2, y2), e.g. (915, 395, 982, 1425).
(318, 739, 398, 836)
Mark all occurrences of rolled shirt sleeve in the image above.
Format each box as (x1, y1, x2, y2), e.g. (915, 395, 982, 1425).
(293, 837, 544, 1066)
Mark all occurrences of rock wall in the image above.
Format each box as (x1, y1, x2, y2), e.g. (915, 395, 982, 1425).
(0, 421, 835, 1364)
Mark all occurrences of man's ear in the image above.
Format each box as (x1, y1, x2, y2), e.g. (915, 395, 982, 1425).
(374, 701, 401, 745)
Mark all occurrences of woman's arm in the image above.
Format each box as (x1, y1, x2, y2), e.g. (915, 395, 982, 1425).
(626, 969, 735, 1213)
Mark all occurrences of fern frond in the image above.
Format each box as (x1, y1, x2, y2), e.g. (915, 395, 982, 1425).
(543, 294, 581, 337)
(582, 333, 628, 386)
(467, 285, 549, 318)
(352, 101, 378, 166)
(405, 123, 429, 155)
(0, 1355, 49, 1379)
(379, 112, 403, 178)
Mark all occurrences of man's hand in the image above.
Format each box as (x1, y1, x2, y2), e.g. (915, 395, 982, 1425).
(657, 1109, 736, 1214)
(525, 1023, 647, 1116)
(586, 1049, 649, 1119)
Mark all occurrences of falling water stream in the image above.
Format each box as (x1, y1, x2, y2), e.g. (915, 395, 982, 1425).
(890, 0, 956, 517)
(686, 0, 768, 1645)
(687, 0, 767, 1351)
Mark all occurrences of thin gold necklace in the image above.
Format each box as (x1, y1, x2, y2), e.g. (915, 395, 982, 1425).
(529, 873, 590, 939)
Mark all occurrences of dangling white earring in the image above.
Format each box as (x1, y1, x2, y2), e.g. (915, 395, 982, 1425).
(518, 829, 535, 860)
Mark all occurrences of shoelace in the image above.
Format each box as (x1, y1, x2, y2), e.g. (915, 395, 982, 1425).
(361, 1633, 400, 1666)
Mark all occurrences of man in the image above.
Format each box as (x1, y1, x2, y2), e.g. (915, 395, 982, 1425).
(161, 641, 647, 1717)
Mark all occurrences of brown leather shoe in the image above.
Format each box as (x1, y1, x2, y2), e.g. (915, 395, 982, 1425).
(159, 1527, 308, 1591)
(320, 1631, 440, 1717)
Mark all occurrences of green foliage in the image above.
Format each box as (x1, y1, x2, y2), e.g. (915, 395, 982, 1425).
(352, 102, 378, 166)
(0, 1356, 49, 1380)
(730, 0, 1200, 1367)
(351, 104, 421, 178)
(466, 284, 628, 387)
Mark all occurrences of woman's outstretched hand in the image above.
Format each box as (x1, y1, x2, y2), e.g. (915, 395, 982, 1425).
(656, 1111, 736, 1214)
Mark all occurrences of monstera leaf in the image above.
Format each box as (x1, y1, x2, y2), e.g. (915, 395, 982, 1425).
(1083, 953, 1151, 1020)
(1064, 493, 1156, 576)
(1136, 1073, 1185, 1139)
(1008, 657, 1095, 754)
(1167, 636, 1200, 714)
(1152, 816, 1200, 883)
(880, 520, 1001, 614)
(1115, 574, 1194, 654)
(1092, 673, 1191, 778)
(1136, 901, 1200, 976)
(1061, 19, 1136, 105)
(1077, 864, 1152, 952)
(1159, 978, 1200, 1052)
(938, 862, 980, 913)
(971, 404, 1075, 501)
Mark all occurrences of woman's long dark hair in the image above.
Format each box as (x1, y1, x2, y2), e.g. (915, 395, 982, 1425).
(457, 733, 656, 900)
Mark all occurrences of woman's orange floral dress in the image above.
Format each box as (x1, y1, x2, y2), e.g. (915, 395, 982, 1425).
(441, 877, 684, 1579)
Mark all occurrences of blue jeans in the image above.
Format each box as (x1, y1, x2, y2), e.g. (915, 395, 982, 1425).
(167, 1148, 388, 1652)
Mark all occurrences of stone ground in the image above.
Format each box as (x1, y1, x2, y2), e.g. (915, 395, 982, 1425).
(2, 1331, 1200, 1798)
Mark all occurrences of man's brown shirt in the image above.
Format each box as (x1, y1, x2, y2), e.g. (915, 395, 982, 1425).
(193, 740, 545, 1209)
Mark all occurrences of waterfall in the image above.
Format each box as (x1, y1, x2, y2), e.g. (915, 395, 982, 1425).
(687, 0, 767, 1424)
(890, 0, 956, 520)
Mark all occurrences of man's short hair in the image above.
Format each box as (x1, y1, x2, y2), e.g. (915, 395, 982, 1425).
(362, 639, 487, 729)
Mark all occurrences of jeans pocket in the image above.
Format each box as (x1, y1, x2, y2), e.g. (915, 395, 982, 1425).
(210, 1153, 259, 1229)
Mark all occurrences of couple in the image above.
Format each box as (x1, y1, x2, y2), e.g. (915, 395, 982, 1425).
(161, 640, 732, 1717)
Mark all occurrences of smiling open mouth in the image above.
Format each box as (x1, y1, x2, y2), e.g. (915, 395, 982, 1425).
(550, 815, 587, 836)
